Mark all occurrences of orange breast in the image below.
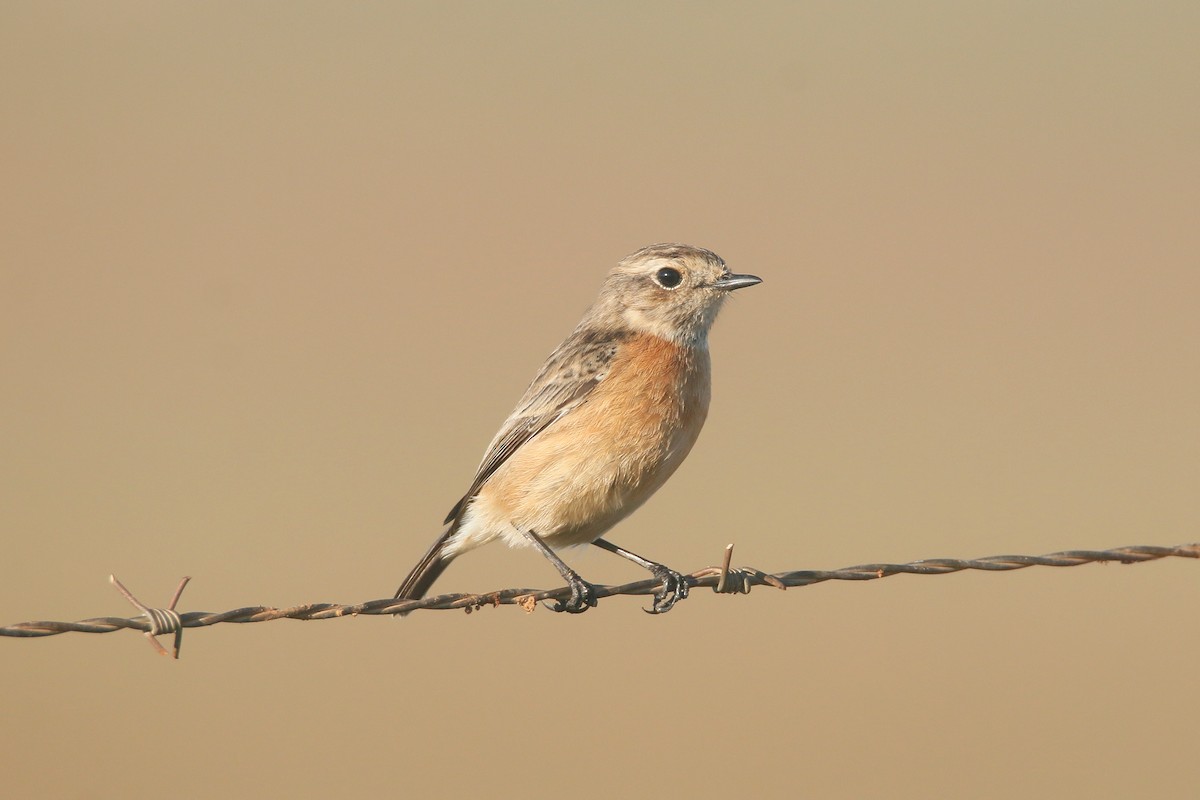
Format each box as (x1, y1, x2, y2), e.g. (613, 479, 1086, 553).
(480, 333, 712, 545)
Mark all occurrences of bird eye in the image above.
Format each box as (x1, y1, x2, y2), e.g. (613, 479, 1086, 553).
(654, 267, 683, 289)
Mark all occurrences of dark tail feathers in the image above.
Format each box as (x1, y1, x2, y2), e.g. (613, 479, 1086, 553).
(394, 524, 457, 615)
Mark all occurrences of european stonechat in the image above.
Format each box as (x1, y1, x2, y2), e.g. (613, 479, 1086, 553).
(395, 243, 761, 613)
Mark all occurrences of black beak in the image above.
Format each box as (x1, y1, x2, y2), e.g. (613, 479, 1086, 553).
(712, 273, 762, 291)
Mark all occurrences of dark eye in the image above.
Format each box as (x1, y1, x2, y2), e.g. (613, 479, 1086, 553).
(654, 267, 683, 289)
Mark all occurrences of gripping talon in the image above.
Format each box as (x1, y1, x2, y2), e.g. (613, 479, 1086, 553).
(643, 566, 690, 615)
(551, 576, 598, 614)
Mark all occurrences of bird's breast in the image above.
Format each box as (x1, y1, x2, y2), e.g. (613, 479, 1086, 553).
(480, 332, 712, 544)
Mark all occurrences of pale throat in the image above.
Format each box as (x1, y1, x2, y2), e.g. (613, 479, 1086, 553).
(620, 304, 716, 348)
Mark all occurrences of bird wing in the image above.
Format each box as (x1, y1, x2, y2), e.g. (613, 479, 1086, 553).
(443, 328, 627, 524)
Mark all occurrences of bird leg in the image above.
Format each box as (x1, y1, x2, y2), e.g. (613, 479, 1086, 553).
(520, 529, 598, 613)
(592, 538, 690, 614)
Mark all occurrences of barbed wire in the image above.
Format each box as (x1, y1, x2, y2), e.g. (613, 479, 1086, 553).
(2, 542, 1196, 658)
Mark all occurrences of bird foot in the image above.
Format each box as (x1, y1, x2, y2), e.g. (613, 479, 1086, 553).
(644, 565, 690, 615)
(549, 575, 599, 614)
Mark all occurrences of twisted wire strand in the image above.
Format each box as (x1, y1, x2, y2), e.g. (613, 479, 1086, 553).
(3, 542, 1196, 639)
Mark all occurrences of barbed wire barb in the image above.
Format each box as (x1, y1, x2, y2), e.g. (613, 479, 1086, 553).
(108, 574, 191, 659)
(2, 542, 1197, 658)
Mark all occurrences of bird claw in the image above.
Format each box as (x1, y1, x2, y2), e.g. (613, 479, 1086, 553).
(549, 576, 599, 614)
(643, 566, 690, 615)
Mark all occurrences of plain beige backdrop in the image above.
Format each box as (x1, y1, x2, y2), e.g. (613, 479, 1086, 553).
(3, 2, 1197, 797)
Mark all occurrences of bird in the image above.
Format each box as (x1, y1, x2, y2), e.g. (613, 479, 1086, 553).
(394, 243, 761, 614)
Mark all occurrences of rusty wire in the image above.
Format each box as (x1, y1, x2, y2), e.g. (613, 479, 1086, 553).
(2, 542, 1197, 657)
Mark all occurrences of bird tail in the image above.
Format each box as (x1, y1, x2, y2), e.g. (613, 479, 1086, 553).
(394, 522, 459, 614)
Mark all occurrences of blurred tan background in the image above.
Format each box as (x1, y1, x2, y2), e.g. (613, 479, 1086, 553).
(3, 2, 1197, 797)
